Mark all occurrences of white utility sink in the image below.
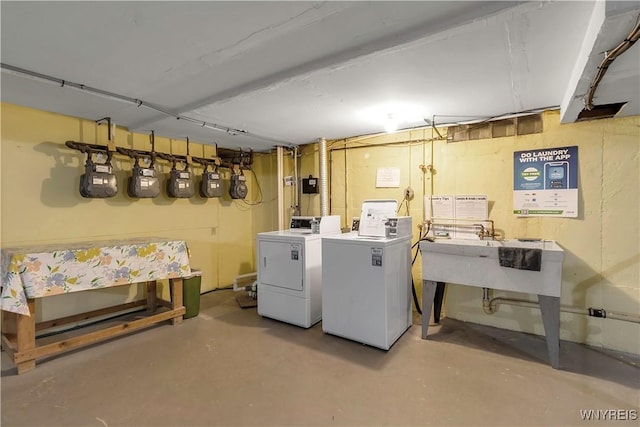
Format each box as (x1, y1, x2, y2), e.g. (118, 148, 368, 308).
(418, 238, 565, 368)
(420, 238, 564, 297)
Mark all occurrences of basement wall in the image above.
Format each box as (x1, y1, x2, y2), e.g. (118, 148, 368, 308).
(299, 110, 639, 355)
(0, 102, 275, 322)
(2, 103, 638, 355)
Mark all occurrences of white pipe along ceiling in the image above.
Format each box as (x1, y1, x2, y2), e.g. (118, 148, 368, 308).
(1, 1, 639, 152)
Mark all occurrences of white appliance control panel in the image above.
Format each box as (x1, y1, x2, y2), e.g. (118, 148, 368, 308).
(289, 215, 341, 234)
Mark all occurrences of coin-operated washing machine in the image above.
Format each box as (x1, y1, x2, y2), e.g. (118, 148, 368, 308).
(257, 215, 341, 328)
(322, 200, 412, 350)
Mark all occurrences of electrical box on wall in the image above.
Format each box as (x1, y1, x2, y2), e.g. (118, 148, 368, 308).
(302, 175, 319, 194)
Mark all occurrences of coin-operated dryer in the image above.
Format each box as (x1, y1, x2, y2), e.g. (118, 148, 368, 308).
(256, 215, 341, 328)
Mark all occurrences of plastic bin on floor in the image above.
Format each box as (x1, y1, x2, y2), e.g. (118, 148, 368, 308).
(182, 269, 202, 319)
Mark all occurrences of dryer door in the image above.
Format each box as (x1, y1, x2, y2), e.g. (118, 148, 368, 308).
(259, 240, 304, 291)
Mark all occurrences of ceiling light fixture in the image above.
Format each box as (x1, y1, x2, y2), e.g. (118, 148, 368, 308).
(384, 113, 398, 133)
(360, 102, 426, 134)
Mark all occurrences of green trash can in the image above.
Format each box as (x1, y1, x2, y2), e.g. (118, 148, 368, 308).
(182, 269, 202, 319)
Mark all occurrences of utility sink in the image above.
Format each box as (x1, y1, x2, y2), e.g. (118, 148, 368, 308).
(419, 238, 565, 368)
(419, 239, 564, 297)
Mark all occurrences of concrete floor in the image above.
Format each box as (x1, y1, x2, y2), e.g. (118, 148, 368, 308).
(2, 289, 639, 427)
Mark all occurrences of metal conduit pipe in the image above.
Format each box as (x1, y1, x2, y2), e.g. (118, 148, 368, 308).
(293, 146, 299, 214)
(318, 137, 329, 217)
(0, 63, 291, 146)
(482, 288, 640, 323)
(277, 146, 285, 230)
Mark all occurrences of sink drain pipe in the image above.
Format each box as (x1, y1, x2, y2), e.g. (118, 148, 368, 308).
(482, 288, 640, 323)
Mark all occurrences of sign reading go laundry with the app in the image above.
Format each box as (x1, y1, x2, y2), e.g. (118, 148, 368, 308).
(513, 146, 578, 217)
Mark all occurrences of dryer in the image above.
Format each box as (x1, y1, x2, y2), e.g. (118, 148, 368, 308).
(257, 215, 341, 328)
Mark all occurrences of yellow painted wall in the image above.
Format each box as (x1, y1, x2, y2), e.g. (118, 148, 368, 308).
(315, 111, 639, 355)
(0, 103, 265, 321)
(249, 147, 297, 265)
(3, 103, 638, 355)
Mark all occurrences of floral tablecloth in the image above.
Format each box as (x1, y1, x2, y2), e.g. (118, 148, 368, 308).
(1, 238, 191, 316)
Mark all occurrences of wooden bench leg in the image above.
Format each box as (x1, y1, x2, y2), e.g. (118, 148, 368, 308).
(1, 308, 17, 352)
(16, 299, 36, 374)
(170, 278, 183, 325)
(146, 281, 158, 314)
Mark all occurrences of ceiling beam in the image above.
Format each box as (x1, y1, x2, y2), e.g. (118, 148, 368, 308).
(560, 0, 640, 123)
(129, 1, 522, 131)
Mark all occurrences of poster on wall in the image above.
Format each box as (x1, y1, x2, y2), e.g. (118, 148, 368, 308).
(513, 146, 578, 217)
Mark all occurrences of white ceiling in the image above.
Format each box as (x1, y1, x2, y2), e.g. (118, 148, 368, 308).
(2, 1, 639, 152)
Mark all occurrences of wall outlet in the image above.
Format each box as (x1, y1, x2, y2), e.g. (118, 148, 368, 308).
(404, 186, 415, 200)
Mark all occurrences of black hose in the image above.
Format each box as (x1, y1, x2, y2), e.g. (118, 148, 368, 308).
(410, 220, 438, 316)
(410, 226, 430, 315)
(411, 276, 422, 315)
(411, 239, 422, 314)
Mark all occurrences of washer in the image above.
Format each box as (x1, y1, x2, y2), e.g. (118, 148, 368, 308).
(321, 201, 412, 349)
(257, 216, 341, 328)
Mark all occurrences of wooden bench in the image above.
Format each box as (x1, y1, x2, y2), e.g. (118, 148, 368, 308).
(1, 238, 192, 374)
(1, 280, 184, 374)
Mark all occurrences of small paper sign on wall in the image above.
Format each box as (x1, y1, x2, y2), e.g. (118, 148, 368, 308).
(376, 167, 400, 188)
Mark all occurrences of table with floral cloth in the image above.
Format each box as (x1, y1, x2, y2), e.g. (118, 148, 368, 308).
(1, 238, 192, 374)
